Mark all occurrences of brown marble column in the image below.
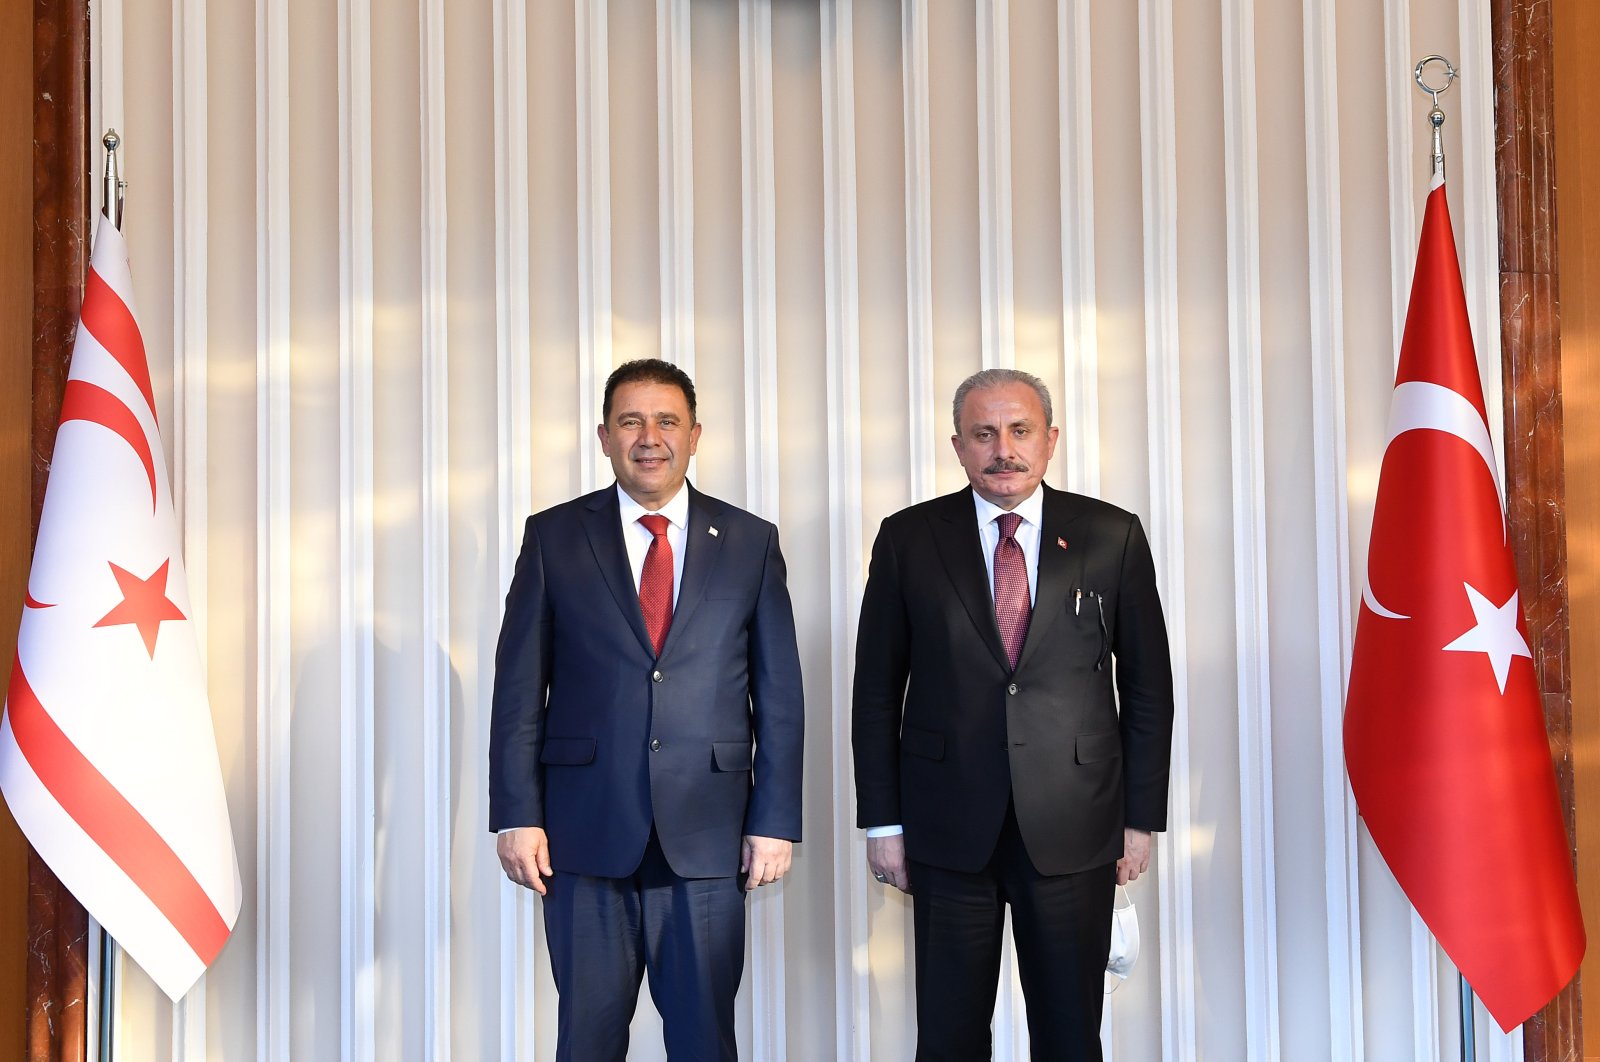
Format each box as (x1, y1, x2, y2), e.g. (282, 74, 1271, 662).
(1490, 0, 1582, 1057)
(27, 1, 90, 1060)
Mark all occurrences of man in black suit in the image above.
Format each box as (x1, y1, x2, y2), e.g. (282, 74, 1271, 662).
(853, 368, 1174, 1061)
(490, 358, 805, 1062)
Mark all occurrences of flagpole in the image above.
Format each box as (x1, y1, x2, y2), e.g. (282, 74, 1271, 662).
(1459, 975, 1477, 1062)
(1412, 51, 1480, 1062)
(97, 923, 116, 1062)
(95, 128, 123, 1062)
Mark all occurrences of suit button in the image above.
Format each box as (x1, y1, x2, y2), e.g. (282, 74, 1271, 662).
(1008, 683, 1019, 695)
(650, 738, 662, 752)
(652, 670, 663, 683)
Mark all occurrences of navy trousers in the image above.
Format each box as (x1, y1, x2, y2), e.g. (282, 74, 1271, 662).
(910, 804, 1116, 1062)
(542, 830, 746, 1062)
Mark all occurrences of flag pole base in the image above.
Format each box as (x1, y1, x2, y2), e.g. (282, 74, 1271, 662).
(98, 926, 115, 1062)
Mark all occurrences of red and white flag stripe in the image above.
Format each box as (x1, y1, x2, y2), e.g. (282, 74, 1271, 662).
(0, 220, 240, 1001)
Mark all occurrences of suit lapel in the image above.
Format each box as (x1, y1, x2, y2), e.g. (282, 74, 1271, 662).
(661, 486, 723, 653)
(1015, 485, 1086, 673)
(929, 492, 1013, 674)
(581, 487, 655, 656)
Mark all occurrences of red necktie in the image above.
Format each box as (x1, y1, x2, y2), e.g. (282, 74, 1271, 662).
(994, 512, 1031, 670)
(638, 514, 674, 656)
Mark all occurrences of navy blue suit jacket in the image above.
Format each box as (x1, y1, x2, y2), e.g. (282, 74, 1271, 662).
(489, 483, 804, 880)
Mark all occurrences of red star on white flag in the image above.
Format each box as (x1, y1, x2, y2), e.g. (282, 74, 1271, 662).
(93, 559, 187, 658)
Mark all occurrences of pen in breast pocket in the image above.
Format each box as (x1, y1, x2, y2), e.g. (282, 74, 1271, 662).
(1075, 588, 1081, 615)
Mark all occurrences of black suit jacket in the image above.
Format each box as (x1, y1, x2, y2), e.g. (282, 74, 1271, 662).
(489, 484, 804, 880)
(852, 485, 1174, 876)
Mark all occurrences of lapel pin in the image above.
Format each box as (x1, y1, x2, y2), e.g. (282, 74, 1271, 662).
(1057, 537, 1068, 550)
(709, 526, 719, 537)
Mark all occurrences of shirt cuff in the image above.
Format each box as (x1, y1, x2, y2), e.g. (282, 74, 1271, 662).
(865, 825, 904, 838)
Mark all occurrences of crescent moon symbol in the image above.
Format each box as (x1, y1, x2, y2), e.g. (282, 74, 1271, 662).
(1363, 380, 1503, 621)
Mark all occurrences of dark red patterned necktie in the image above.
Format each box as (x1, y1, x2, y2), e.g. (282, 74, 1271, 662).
(638, 514, 674, 656)
(994, 512, 1031, 670)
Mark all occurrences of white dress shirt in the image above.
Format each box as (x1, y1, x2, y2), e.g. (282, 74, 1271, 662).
(617, 483, 689, 605)
(972, 487, 1044, 606)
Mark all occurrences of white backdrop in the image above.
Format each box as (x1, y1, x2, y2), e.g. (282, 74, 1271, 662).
(88, 0, 1527, 1058)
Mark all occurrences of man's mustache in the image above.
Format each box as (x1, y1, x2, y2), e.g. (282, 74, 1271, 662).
(982, 460, 1029, 474)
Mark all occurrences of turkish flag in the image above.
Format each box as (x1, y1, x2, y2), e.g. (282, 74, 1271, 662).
(0, 220, 241, 1000)
(1345, 177, 1584, 1030)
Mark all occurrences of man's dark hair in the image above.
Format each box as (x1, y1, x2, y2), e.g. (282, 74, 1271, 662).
(602, 358, 698, 425)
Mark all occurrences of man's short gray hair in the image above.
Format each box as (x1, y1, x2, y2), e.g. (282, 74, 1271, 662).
(951, 368, 1054, 434)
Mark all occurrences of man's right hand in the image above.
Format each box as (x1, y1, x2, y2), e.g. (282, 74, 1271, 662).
(497, 826, 553, 895)
(867, 833, 911, 893)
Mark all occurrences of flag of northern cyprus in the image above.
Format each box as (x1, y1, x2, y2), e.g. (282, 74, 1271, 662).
(0, 220, 240, 1001)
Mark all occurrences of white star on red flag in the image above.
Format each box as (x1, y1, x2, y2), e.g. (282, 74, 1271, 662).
(1440, 583, 1533, 695)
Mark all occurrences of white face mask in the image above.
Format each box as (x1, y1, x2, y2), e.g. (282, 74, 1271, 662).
(1104, 885, 1140, 993)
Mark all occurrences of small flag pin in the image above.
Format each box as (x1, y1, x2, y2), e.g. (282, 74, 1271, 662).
(709, 526, 719, 537)
(1057, 537, 1068, 550)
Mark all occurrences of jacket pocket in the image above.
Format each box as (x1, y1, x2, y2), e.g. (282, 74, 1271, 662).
(901, 725, 945, 761)
(712, 741, 753, 771)
(1075, 730, 1120, 765)
(540, 737, 597, 765)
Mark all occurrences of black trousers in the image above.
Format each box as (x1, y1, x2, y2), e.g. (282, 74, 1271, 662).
(542, 830, 746, 1062)
(911, 804, 1116, 1062)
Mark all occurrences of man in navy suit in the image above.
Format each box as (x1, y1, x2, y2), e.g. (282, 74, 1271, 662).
(490, 359, 804, 1062)
(853, 368, 1174, 1061)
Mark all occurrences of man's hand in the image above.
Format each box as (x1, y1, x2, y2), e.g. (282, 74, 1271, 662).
(1117, 828, 1152, 886)
(867, 834, 911, 893)
(497, 826, 553, 896)
(741, 836, 793, 890)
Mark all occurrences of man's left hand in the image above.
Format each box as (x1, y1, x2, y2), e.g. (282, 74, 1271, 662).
(1117, 828, 1152, 885)
(742, 835, 793, 890)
